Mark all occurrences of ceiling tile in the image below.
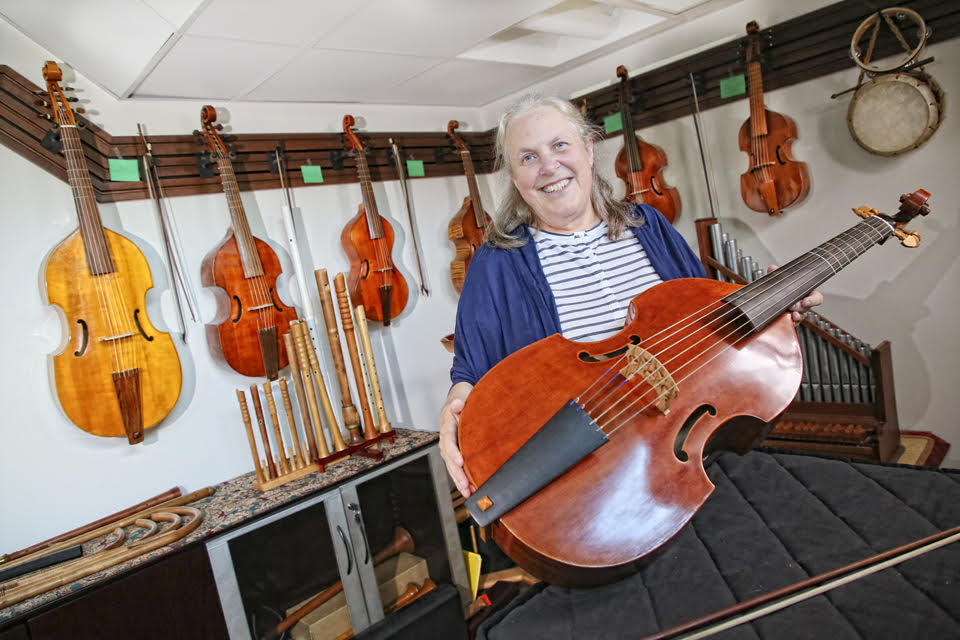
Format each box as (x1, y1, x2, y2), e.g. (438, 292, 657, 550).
(134, 35, 298, 99)
(387, 59, 549, 106)
(187, 0, 368, 47)
(0, 0, 176, 96)
(142, 0, 206, 28)
(312, 0, 563, 57)
(244, 48, 443, 103)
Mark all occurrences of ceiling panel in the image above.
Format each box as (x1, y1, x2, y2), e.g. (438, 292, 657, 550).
(244, 48, 443, 103)
(0, 0, 177, 95)
(186, 0, 366, 47)
(135, 35, 298, 99)
(312, 0, 562, 57)
(385, 58, 550, 106)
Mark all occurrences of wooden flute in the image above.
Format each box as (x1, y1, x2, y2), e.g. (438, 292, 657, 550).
(315, 268, 362, 442)
(355, 305, 392, 434)
(334, 273, 378, 441)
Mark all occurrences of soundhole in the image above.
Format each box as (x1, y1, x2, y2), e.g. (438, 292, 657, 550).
(232, 296, 242, 323)
(650, 176, 664, 196)
(578, 335, 641, 363)
(74, 319, 88, 356)
(134, 309, 154, 341)
(360, 259, 370, 278)
(674, 404, 717, 462)
(269, 288, 284, 312)
(776, 145, 787, 165)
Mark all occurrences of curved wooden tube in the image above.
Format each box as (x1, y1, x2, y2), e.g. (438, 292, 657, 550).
(262, 526, 414, 640)
(315, 269, 361, 434)
(0, 507, 203, 608)
(334, 274, 377, 441)
(0, 488, 212, 574)
(1, 487, 181, 565)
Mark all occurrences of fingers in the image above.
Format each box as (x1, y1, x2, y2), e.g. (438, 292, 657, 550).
(439, 397, 471, 496)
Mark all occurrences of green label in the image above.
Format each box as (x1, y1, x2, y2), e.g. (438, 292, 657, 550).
(603, 112, 623, 134)
(108, 158, 140, 182)
(720, 74, 746, 99)
(300, 165, 324, 184)
(406, 159, 425, 177)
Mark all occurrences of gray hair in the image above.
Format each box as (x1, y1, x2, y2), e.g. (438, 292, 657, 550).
(485, 94, 636, 249)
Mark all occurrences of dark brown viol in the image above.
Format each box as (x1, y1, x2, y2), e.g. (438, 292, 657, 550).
(739, 21, 810, 216)
(340, 115, 409, 326)
(447, 120, 490, 293)
(614, 66, 681, 224)
(198, 106, 298, 379)
(459, 191, 931, 587)
(40, 61, 182, 444)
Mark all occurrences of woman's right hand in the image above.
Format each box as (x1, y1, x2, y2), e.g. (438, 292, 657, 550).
(439, 382, 474, 497)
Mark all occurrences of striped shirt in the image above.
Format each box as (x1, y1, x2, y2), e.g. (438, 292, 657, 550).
(533, 221, 662, 341)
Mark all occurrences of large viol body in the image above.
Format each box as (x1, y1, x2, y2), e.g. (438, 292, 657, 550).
(41, 61, 181, 443)
(738, 21, 810, 216)
(198, 106, 297, 379)
(459, 192, 930, 586)
(614, 65, 681, 223)
(340, 115, 408, 325)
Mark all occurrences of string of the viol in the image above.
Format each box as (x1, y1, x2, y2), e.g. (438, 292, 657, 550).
(619, 89, 647, 196)
(578, 217, 892, 436)
(748, 61, 771, 185)
(460, 150, 488, 228)
(354, 149, 391, 286)
(58, 103, 134, 376)
(215, 147, 274, 333)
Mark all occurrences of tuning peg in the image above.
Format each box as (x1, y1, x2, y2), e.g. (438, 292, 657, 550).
(34, 99, 49, 108)
(62, 86, 74, 91)
(75, 108, 85, 114)
(215, 124, 224, 131)
(67, 96, 79, 102)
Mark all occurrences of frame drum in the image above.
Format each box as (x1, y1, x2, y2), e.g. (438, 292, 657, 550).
(847, 71, 942, 156)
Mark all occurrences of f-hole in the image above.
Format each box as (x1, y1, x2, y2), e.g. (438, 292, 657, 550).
(133, 309, 154, 341)
(360, 259, 370, 278)
(269, 288, 284, 312)
(74, 319, 88, 356)
(674, 404, 717, 462)
(578, 335, 642, 363)
(232, 296, 243, 323)
(650, 176, 664, 196)
(776, 145, 788, 165)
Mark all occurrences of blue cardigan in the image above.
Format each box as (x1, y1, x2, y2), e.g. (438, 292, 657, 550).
(450, 205, 706, 386)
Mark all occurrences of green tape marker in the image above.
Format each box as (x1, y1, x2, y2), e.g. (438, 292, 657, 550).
(720, 74, 746, 99)
(301, 165, 324, 184)
(604, 112, 623, 134)
(406, 159, 425, 178)
(108, 158, 140, 182)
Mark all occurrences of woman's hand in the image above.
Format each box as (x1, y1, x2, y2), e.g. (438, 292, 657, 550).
(767, 264, 823, 323)
(439, 382, 474, 497)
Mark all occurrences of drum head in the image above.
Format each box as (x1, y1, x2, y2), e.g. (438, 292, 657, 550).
(847, 72, 942, 156)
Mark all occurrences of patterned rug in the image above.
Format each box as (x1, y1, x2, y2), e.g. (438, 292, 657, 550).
(895, 431, 951, 467)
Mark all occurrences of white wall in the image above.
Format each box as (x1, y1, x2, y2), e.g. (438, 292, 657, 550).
(2, 10, 958, 553)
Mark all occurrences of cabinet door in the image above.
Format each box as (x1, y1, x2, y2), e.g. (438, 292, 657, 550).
(207, 491, 369, 640)
(345, 446, 470, 624)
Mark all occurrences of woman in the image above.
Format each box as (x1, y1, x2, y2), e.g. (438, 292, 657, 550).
(439, 94, 820, 497)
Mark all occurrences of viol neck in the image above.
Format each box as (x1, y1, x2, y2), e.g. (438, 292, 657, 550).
(355, 150, 385, 239)
(724, 216, 894, 332)
(747, 60, 768, 139)
(59, 123, 114, 276)
(459, 149, 488, 227)
(618, 93, 643, 174)
(216, 153, 264, 278)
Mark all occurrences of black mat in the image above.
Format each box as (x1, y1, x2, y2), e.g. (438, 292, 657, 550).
(477, 450, 960, 640)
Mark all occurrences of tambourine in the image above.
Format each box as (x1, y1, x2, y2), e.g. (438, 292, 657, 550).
(847, 70, 942, 157)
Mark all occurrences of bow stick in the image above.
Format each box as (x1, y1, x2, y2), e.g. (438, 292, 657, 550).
(640, 523, 960, 640)
(388, 138, 429, 295)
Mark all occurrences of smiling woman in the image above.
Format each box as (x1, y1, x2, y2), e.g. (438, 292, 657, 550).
(436, 93, 822, 501)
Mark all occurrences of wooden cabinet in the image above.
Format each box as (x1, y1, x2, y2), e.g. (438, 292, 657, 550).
(206, 445, 469, 639)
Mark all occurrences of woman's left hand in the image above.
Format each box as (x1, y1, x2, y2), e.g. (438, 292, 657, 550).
(768, 264, 823, 324)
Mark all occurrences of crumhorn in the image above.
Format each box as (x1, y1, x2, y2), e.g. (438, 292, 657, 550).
(262, 526, 414, 640)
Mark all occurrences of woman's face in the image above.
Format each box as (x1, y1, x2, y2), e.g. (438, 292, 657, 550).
(505, 105, 597, 233)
